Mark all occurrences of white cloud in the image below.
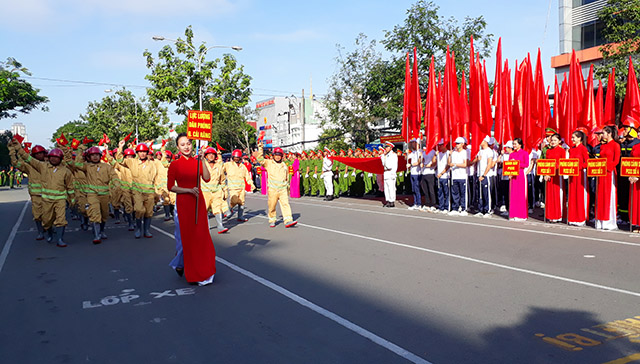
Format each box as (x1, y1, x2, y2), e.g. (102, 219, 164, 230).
(252, 29, 326, 43)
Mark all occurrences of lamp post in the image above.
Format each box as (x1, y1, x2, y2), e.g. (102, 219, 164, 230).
(152, 36, 241, 112)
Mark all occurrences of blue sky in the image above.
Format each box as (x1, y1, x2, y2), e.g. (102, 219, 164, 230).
(1, 0, 559, 146)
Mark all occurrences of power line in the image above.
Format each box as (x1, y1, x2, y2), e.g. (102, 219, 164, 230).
(24, 76, 149, 89)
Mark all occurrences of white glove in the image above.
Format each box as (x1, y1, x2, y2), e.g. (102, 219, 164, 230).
(305, 174, 309, 178)
(344, 173, 348, 178)
(313, 174, 317, 178)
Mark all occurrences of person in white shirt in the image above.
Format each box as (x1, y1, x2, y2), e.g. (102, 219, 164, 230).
(381, 141, 398, 207)
(449, 137, 469, 216)
(321, 147, 334, 201)
(420, 145, 437, 211)
(474, 136, 495, 217)
(487, 137, 499, 213)
(435, 139, 451, 213)
(466, 144, 478, 212)
(406, 139, 422, 210)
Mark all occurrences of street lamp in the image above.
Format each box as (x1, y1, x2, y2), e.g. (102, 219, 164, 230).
(152, 36, 242, 112)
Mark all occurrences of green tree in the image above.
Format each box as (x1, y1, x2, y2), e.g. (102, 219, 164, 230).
(595, 0, 640, 106)
(51, 89, 170, 148)
(318, 128, 350, 151)
(0, 130, 13, 167)
(143, 26, 252, 149)
(0, 58, 49, 119)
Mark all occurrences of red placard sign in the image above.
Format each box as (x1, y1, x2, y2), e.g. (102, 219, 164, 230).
(536, 159, 557, 176)
(380, 134, 405, 144)
(503, 160, 520, 176)
(587, 158, 607, 177)
(187, 110, 213, 141)
(620, 157, 640, 177)
(558, 158, 580, 176)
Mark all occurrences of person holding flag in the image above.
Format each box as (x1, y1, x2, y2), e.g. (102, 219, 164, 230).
(256, 141, 298, 228)
(595, 125, 621, 231)
(321, 147, 334, 201)
(10, 143, 47, 240)
(435, 140, 451, 213)
(618, 117, 640, 223)
(223, 149, 253, 222)
(381, 141, 398, 208)
(449, 137, 469, 216)
(544, 134, 567, 222)
(568, 130, 590, 226)
(202, 147, 228, 234)
(116, 140, 160, 239)
(406, 138, 422, 210)
(508, 138, 530, 221)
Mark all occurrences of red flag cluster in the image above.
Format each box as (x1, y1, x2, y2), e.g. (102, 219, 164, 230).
(416, 38, 640, 153)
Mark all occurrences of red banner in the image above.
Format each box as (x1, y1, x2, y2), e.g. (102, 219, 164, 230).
(587, 158, 607, 177)
(380, 135, 405, 144)
(187, 110, 213, 141)
(620, 157, 640, 177)
(503, 160, 520, 176)
(558, 158, 579, 176)
(330, 156, 407, 175)
(536, 159, 557, 176)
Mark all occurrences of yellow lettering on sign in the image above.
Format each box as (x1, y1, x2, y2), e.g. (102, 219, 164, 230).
(601, 353, 640, 364)
(555, 333, 601, 347)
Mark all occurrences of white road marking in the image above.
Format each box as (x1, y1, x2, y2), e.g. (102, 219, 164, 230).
(247, 214, 640, 298)
(246, 195, 640, 248)
(150, 224, 432, 364)
(0, 200, 29, 274)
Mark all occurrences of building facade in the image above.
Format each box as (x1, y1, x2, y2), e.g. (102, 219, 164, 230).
(11, 122, 28, 142)
(552, 0, 608, 77)
(254, 96, 327, 153)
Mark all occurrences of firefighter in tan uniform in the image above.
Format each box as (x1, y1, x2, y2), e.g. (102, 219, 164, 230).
(110, 148, 136, 231)
(70, 146, 119, 244)
(11, 140, 75, 247)
(153, 150, 172, 221)
(223, 149, 254, 222)
(109, 148, 124, 224)
(10, 143, 47, 240)
(116, 141, 160, 239)
(201, 147, 228, 233)
(256, 142, 298, 228)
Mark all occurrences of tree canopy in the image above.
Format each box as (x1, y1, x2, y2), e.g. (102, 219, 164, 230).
(143, 26, 254, 151)
(0, 57, 49, 120)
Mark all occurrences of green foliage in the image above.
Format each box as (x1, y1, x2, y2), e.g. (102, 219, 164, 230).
(51, 89, 169, 149)
(595, 0, 640, 101)
(143, 26, 253, 151)
(0, 130, 13, 167)
(324, 0, 493, 145)
(318, 128, 350, 151)
(0, 58, 49, 119)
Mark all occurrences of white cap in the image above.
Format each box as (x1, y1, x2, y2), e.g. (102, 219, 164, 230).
(454, 137, 467, 144)
(482, 136, 491, 144)
(409, 138, 417, 143)
(437, 138, 444, 145)
(504, 141, 513, 149)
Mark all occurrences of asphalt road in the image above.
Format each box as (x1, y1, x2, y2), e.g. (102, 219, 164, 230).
(1, 185, 639, 364)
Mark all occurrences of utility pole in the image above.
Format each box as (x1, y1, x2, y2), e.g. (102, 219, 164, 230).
(301, 89, 305, 150)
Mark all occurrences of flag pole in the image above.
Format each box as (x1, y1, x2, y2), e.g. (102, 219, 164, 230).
(629, 182, 633, 232)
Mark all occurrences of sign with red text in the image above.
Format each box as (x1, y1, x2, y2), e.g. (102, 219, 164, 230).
(620, 157, 640, 177)
(503, 160, 520, 176)
(558, 158, 580, 176)
(536, 159, 557, 176)
(380, 135, 405, 144)
(587, 158, 607, 177)
(187, 110, 213, 141)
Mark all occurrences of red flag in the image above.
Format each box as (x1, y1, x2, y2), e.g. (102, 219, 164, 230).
(71, 138, 81, 150)
(565, 50, 583, 142)
(502, 60, 514, 143)
(493, 38, 504, 144)
(24, 142, 32, 148)
(595, 80, 604, 129)
(401, 52, 411, 142)
(13, 134, 24, 144)
(604, 68, 616, 126)
(458, 71, 470, 142)
(424, 56, 439, 152)
(410, 47, 422, 140)
(621, 57, 640, 125)
(529, 49, 545, 150)
(550, 75, 561, 134)
(257, 130, 265, 142)
(123, 132, 133, 143)
(444, 47, 459, 147)
(103, 133, 110, 145)
(216, 142, 226, 151)
(581, 65, 598, 146)
(98, 137, 105, 146)
(161, 139, 168, 148)
(82, 136, 94, 144)
(57, 132, 69, 146)
(512, 60, 523, 140)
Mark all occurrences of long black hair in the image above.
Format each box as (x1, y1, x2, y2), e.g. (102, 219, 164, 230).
(572, 131, 587, 147)
(603, 125, 619, 143)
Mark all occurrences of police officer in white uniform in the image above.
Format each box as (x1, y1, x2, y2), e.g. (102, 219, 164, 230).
(381, 141, 398, 207)
(322, 147, 334, 201)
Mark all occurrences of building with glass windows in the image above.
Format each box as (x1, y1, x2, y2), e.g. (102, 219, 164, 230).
(552, 0, 608, 76)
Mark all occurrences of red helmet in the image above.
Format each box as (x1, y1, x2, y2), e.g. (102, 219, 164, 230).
(623, 116, 639, 129)
(86, 146, 101, 155)
(274, 147, 284, 156)
(155, 151, 162, 157)
(112, 148, 118, 155)
(204, 147, 217, 155)
(31, 145, 46, 155)
(48, 148, 64, 158)
(232, 149, 242, 158)
(123, 148, 135, 156)
(135, 143, 149, 152)
(173, 154, 181, 161)
(164, 150, 173, 157)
